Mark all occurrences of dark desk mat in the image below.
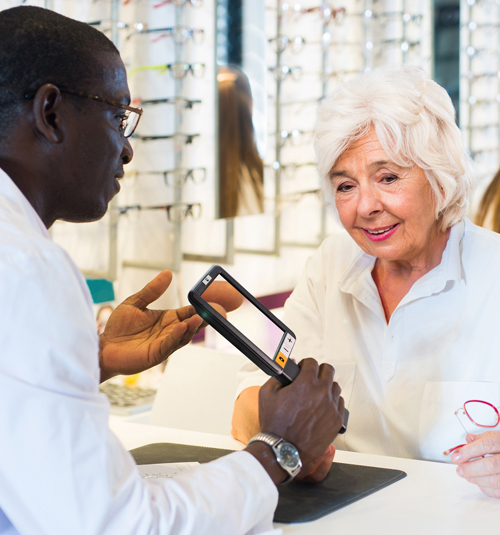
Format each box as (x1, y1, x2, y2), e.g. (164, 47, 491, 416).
(130, 442, 407, 524)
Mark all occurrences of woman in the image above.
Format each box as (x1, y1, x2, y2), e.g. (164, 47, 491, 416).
(475, 168, 500, 232)
(232, 66, 500, 498)
(218, 65, 264, 218)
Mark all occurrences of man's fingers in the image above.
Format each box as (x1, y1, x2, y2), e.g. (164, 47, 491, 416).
(175, 305, 199, 322)
(158, 321, 189, 362)
(123, 270, 173, 310)
(317, 363, 335, 383)
(260, 375, 284, 394)
(297, 358, 319, 378)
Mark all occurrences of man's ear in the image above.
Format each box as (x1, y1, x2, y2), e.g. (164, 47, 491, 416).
(32, 84, 65, 144)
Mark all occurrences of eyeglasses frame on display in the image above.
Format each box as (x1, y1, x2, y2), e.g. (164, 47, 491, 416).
(129, 62, 205, 79)
(125, 168, 206, 187)
(269, 65, 302, 81)
(153, 0, 203, 8)
(135, 133, 200, 144)
(117, 202, 202, 222)
(127, 25, 204, 44)
(137, 97, 202, 109)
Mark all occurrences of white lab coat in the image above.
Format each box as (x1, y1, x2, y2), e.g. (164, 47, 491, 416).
(0, 168, 279, 535)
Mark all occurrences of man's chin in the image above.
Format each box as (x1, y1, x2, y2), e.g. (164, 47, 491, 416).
(59, 202, 110, 224)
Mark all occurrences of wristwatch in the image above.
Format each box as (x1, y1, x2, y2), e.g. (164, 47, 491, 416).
(248, 432, 302, 483)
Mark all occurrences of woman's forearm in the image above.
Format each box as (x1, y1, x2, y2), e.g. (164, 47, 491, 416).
(231, 386, 261, 444)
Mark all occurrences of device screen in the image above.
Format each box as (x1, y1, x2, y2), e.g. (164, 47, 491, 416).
(199, 274, 286, 361)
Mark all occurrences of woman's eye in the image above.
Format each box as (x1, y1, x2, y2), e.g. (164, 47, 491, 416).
(381, 174, 398, 184)
(336, 183, 354, 193)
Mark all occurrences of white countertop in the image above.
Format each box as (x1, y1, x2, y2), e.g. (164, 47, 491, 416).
(110, 420, 498, 534)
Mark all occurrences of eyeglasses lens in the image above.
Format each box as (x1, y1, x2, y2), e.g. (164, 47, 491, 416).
(190, 203, 202, 218)
(292, 36, 304, 53)
(464, 401, 500, 427)
(172, 169, 186, 187)
(174, 27, 190, 44)
(190, 168, 206, 183)
(168, 204, 189, 222)
(124, 111, 141, 138)
(171, 63, 190, 79)
(191, 63, 205, 77)
(193, 30, 204, 44)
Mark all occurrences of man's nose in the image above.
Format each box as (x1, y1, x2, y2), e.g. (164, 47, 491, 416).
(121, 137, 133, 165)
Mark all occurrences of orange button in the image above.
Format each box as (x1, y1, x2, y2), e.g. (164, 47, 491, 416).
(275, 352, 288, 369)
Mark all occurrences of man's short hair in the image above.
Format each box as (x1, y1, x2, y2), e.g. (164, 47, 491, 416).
(0, 6, 120, 140)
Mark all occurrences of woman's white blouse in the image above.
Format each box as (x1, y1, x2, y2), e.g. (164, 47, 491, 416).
(237, 219, 500, 462)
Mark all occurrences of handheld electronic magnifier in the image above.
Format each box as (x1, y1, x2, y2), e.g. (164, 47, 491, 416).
(188, 265, 348, 434)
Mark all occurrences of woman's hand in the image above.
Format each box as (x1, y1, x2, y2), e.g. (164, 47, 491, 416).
(451, 431, 500, 498)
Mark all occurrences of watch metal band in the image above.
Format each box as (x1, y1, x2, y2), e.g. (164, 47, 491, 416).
(248, 432, 301, 483)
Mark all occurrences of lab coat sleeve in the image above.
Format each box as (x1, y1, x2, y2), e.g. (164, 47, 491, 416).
(0, 243, 279, 535)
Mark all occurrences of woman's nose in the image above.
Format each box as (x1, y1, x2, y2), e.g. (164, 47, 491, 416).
(357, 185, 383, 218)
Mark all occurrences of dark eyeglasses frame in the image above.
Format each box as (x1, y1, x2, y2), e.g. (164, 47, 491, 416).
(24, 86, 143, 138)
(139, 97, 202, 109)
(136, 133, 200, 144)
(117, 202, 202, 222)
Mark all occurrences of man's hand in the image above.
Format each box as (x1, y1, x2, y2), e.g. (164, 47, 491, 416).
(99, 270, 243, 382)
(451, 431, 500, 498)
(245, 358, 345, 485)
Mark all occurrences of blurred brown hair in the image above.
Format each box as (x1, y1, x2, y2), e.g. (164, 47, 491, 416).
(476, 169, 500, 233)
(218, 65, 264, 218)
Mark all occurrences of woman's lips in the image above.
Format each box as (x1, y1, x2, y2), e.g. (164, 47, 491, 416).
(361, 223, 400, 242)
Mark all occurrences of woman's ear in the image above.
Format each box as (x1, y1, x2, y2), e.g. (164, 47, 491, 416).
(32, 84, 64, 144)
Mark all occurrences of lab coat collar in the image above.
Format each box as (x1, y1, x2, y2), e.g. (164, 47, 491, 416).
(0, 167, 51, 239)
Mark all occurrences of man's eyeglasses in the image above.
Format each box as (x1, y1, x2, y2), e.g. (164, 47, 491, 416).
(444, 400, 500, 455)
(24, 86, 143, 138)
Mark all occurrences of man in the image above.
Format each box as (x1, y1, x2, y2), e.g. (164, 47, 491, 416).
(0, 7, 345, 535)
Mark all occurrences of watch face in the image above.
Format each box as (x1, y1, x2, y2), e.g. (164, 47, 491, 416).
(276, 442, 301, 470)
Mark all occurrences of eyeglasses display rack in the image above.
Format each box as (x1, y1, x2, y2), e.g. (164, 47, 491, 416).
(460, 0, 500, 189)
(1, 0, 431, 292)
(122, 3, 186, 274)
(240, 0, 431, 257)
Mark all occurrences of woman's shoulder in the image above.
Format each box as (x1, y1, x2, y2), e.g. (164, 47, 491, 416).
(462, 218, 500, 265)
(463, 218, 500, 247)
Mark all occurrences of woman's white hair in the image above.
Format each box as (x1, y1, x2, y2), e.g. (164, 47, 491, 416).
(314, 66, 475, 231)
